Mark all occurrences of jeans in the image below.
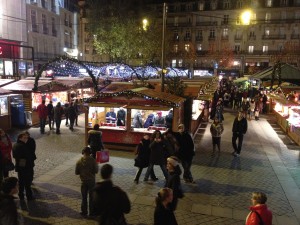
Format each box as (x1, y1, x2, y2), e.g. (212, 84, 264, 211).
(69, 118, 75, 130)
(144, 163, 168, 180)
(40, 118, 46, 133)
(232, 133, 244, 154)
(55, 119, 61, 133)
(134, 167, 156, 181)
(81, 180, 96, 215)
(48, 116, 54, 129)
(182, 159, 193, 181)
(18, 170, 33, 199)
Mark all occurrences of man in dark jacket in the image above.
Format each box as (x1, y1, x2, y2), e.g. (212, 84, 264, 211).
(68, 102, 77, 131)
(12, 133, 35, 200)
(174, 124, 195, 183)
(47, 101, 54, 130)
(88, 124, 104, 159)
(36, 100, 48, 134)
(232, 111, 248, 157)
(0, 177, 19, 225)
(25, 131, 36, 184)
(92, 164, 131, 225)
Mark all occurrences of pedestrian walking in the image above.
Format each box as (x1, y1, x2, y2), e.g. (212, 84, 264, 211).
(75, 147, 98, 218)
(165, 156, 183, 211)
(245, 192, 272, 225)
(174, 124, 195, 183)
(53, 102, 64, 134)
(24, 131, 36, 185)
(154, 187, 178, 225)
(64, 102, 70, 126)
(133, 134, 158, 184)
(210, 117, 224, 155)
(87, 124, 104, 159)
(47, 100, 54, 130)
(74, 99, 80, 126)
(12, 133, 35, 200)
(0, 177, 20, 225)
(68, 102, 77, 131)
(92, 164, 131, 225)
(143, 131, 169, 182)
(232, 111, 248, 157)
(36, 100, 48, 134)
(0, 129, 13, 179)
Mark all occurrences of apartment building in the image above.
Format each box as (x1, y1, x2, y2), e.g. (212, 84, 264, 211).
(147, 0, 300, 76)
(0, 0, 33, 77)
(26, 0, 78, 69)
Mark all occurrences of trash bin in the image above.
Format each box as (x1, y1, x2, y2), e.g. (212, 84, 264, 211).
(11, 102, 26, 126)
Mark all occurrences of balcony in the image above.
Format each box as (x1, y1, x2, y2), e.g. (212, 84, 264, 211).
(291, 34, 300, 39)
(234, 35, 242, 40)
(262, 34, 286, 40)
(184, 37, 191, 41)
(42, 27, 48, 35)
(221, 35, 229, 40)
(195, 36, 203, 41)
(208, 36, 216, 41)
(32, 24, 39, 33)
(196, 21, 218, 26)
(248, 35, 256, 40)
(52, 29, 57, 37)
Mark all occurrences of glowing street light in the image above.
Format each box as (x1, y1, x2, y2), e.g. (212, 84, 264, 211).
(142, 18, 148, 31)
(241, 10, 252, 25)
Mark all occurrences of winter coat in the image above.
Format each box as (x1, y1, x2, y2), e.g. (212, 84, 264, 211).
(133, 112, 143, 128)
(68, 105, 77, 119)
(0, 193, 19, 225)
(154, 116, 165, 127)
(53, 105, 64, 120)
(154, 203, 178, 225)
(92, 180, 131, 224)
(75, 155, 98, 182)
(144, 114, 154, 128)
(232, 117, 248, 134)
(117, 109, 126, 126)
(165, 112, 173, 128)
(26, 137, 37, 167)
(47, 103, 54, 117)
(149, 140, 167, 165)
(88, 130, 104, 152)
(134, 139, 151, 168)
(0, 134, 13, 164)
(210, 122, 224, 137)
(174, 131, 195, 161)
(12, 140, 35, 172)
(245, 204, 272, 225)
(165, 166, 183, 211)
(36, 103, 48, 119)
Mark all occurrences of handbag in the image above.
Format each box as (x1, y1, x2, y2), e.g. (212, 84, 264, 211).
(4, 161, 15, 172)
(96, 150, 109, 163)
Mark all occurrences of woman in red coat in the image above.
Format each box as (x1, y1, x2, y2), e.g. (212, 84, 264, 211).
(0, 129, 13, 178)
(246, 192, 272, 225)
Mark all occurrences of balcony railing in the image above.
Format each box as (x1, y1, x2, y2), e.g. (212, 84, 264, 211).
(291, 34, 300, 39)
(234, 35, 243, 40)
(42, 27, 48, 35)
(32, 24, 39, 33)
(262, 34, 286, 40)
(221, 35, 229, 40)
(248, 35, 256, 40)
(195, 36, 203, 41)
(208, 36, 216, 41)
(184, 37, 191, 41)
(196, 21, 218, 26)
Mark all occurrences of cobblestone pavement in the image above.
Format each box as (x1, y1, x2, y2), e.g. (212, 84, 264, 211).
(6, 109, 300, 225)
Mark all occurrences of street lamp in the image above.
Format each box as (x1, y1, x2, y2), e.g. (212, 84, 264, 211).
(161, 3, 167, 92)
(142, 18, 148, 31)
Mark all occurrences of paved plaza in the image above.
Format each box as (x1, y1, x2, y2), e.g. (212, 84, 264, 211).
(7, 109, 300, 225)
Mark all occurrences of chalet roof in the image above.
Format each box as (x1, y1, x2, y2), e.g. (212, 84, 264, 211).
(0, 87, 12, 95)
(0, 79, 15, 87)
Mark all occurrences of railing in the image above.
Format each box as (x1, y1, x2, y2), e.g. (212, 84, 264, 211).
(248, 35, 256, 40)
(221, 35, 229, 40)
(195, 36, 203, 41)
(208, 36, 216, 41)
(262, 34, 286, 39)
(196, 21, 218, 26)
(184, 37, 191, 41)
(234, 35, 242, 40)
(52, 29, 57, 37)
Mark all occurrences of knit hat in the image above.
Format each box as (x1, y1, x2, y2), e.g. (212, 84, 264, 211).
(167, 156, 179, 167)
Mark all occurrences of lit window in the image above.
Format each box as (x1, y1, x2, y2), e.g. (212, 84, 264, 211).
(223, 28, 228, 37)
(248, 46, 254, 53)
(197, 44, 202, 51)
(235, 45, 240, 52)
(265, 29, 270, 36)
(185, 44, 190, 52)
(178, 59, 183, 67)
(172, 59, 176, 67)
(265, 13, 271, 22)
(263, 45, 268, 52)
(224, 0, 230, 9)
(266, 0, 272, 7)
(198, 3, 204, 10)
(174, 45, 178, 53)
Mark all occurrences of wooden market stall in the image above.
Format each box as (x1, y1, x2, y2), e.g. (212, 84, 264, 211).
(85, 84, 185, 150)
(0, 88, 12, 130)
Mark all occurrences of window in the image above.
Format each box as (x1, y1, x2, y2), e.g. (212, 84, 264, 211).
(172, 59, 176, 67)
(223, 28, 228, 37)
(265, 13, 271, 22)
(236, 30, 242, 39)
(248, 46, 254, 53)
(174, 44, 178, 53)
(223, 15, 229, 24)
(266, 0, 272, 7)
(197, 43, 202, 51)
(198, 2, 204, 10)
(210, 29, 215, 38)
(252, 13, 257, 24)
(281, 11, 286, 20)
(265, 28, 270, 36)
(281, 0, 288, 6)
(185, 44, 190, 52)
(211, 1, 217, 10)
(295, 12, 300, 20)
(278, 44, 284, 51)
(237, 0, 243, 8)
(235, 44, 240, 52)
(224, 0, 230, 9)
(279, 27, 285, 35)
(42, 14, 48, 34)
(31, 10, 37, 25)
(263, 45, 268, 52)
(187, 4, 192, 11)
(185, 30, 191, 38)
(174, 30, 179, 40)
(197, 30, 203, 37)
(51, 0, 56, 12)
(178, 59, 183, 67)
(174, 17, 178, 26)
(236, 16, 241, 25)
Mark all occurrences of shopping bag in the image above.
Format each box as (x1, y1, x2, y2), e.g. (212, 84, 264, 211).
(96, 150, 109, 163)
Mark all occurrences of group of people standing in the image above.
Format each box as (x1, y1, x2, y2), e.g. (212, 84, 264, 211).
(37, 99, 80, 134)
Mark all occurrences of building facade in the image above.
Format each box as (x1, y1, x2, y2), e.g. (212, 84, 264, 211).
(147, 0, 300, 76)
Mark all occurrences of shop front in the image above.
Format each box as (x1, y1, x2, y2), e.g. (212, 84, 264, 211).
(85, 86, 185, 150)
